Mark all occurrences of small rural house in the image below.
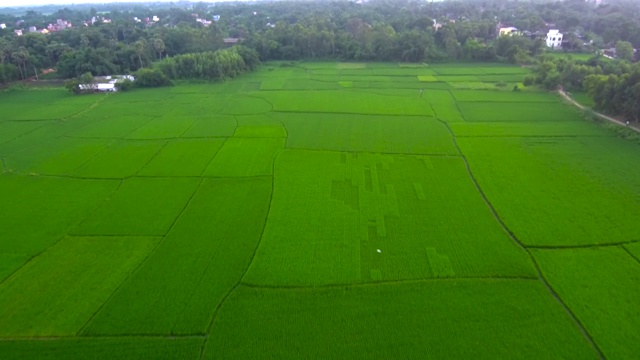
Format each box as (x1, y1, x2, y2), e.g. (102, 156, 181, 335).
(78, 75, 135, 93)
(498, 27, 519, 37)
(546, 30, 563, 48)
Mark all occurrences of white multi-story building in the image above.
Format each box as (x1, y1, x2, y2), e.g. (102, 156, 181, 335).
(546, 29, 563, 48)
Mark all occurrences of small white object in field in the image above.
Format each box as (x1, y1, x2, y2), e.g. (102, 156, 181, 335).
(377, 249, 382, 253)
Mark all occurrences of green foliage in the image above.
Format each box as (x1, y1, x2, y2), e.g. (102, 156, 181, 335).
(116, 78, 134, 91)
(155, 47, 251, 81)
(615, 41, 634, 62)
(135, 68, 173, 88)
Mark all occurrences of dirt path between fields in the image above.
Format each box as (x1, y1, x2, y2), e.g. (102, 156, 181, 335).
(558, 89, 640, 133)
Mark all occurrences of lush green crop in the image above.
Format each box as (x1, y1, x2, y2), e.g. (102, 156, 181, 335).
(275, 112, 457, 154)
(0, 236, 159, 336)
(244, 150, 535, 286)
(458, 102, 582, 122)
(72, 177, 200, 236)
(0, 337, 203, 360)
(0, 175, 118, 256)
(0, 62, 638, 359)
(450, 121, 611, 137)
(458, 136, 640, 246)
(202, 137, 284, 177)
(72, 140, 166, 178)
(138, 139, 226, 177)
(205, 281, 598, 359)
(533, 247, 640, 359)
(83, 178, 271, 335)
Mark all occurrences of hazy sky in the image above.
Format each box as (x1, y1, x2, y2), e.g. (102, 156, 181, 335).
(1, 0, 220, 8)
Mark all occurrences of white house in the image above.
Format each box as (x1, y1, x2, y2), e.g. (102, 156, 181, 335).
(546, 29, 563, 48)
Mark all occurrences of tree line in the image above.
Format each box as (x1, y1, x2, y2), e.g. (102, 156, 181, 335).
(0, 0, 639, 84)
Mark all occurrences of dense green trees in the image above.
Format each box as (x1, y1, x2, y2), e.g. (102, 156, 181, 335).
(154, 46, 259, 81)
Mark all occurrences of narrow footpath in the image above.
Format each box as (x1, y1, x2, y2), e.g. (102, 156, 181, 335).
(558, 89, 640, 133)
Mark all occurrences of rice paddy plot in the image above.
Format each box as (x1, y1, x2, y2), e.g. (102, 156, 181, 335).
(202, 137, 284, 177)
(72, 140, 165, 179)
(449, 121, 612, 137)
(0, 121, 87, 158)
(275, 112, 457, 155)
(458, 136, 640, 246)
(83, 178, 271, 335)
(68, 115, 155, 139)
(5, 137, 110, 175)
(532, 247, 640, 359)
(476, 74, 527, 82)
(0, 337, 204, 360)
(371, 67, 435, 76)
(458, 102, 581, 122)
(259, 90, 435, 116)
(435, 75, 481, 82)
(243, 150, 535, 286)
(72, 177, 200, 236)
(205, 280, 598, 359)
(430, 65, 528, 76)
(126, 116, 197, 139)
(0, 236, 159, 336)
(138, 139, 226, 177)
(283, 78, 342, 90)
(260, 78, 287, 90)
(222, 95, 272, 115)
(0, 253, 29, 282)
(181, 115, 237, 137)
(0, 121, 48, 145)
(625, 241, 640, 262)
(452, 89, 559, 102)
(0, 175, 118, 255)
(233, 126, 287, 138)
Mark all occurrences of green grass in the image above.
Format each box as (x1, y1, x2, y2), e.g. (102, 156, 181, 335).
(533, 247, 640, 359)
(138, 139, 226, 177)
(72, 177, 200, 236)
(450, 121, 611, 137)
(458, 102, 582, 122)
(204, 280, 598, 359)
(126, 116, 197, 139)
(202, 137, 284, 177)
(0, 63, 639, 358)
(72, 140, 166, 178)
(458, 136, 640, 246)
(451, 89, 558, 102)
(257, 90, 435, 116)
(243, 150, 535, 286)
(0, 337, 203, 360)
(0, 175, 118, 255)
(275, 112, 457, 154)
(0, 236, 159, 336)
(0, 253, 29, 282)
(181, 115, 237, 137)
(83, 178, 271, 335)
(569, 91, 595, 108)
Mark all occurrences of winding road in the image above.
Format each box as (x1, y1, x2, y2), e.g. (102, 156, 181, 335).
(558, 89, 640, 133)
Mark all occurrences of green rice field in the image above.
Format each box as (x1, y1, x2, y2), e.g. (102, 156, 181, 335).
(1, 62, 638, 359)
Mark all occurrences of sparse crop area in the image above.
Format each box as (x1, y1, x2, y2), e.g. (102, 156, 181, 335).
(1, 62, 638, 359)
